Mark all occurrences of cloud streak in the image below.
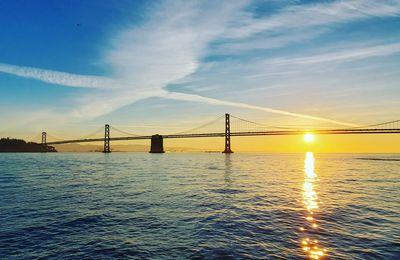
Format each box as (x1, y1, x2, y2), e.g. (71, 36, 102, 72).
(0, 63, 113, 89)
(163, 92, 360, 127)
(225, 0, 400, 39)
(0, 57, 365, 126)
(263, 43, 400, 66)
(263, 42, 400, 66)
(211, 0, 400, 54)
(2, 0, 400, 130)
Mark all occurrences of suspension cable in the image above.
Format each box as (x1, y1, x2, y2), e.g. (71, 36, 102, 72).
(350, 119, 400, 129)
(168, 115, 225, 135)
(110, 126, 142, 137)
(77, 127, 104, 140)
(27, 133, 43, 143)
(46, 133, 65, 141)
(230, 114, 299, 130)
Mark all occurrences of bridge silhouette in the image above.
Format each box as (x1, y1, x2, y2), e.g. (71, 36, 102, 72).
(39, 113, 400, 153)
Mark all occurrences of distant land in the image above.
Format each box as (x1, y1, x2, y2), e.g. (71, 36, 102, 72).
(53, 143, 202, 152)
(0, 138, 57, 152)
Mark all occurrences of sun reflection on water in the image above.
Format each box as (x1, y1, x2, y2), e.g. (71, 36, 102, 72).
(300, 152, 328, 259)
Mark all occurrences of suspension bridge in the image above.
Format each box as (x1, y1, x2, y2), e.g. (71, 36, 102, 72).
(36, 114, 400, 153)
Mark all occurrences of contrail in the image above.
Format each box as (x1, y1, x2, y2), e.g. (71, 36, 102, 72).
(164, 92, 360, 127)
(0, 62, 360, 127)
(0, 63, 111, 88)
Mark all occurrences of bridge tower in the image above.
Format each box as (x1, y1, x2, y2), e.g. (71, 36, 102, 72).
(223, 113, 233, 153)
(150, 134, 165, 153)
(103, 124, 111, 153)
(41, 132, 47, 152)
(41, 132, 47, 145)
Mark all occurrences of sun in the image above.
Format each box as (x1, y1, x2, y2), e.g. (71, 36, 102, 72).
(303, 133, 315, 143)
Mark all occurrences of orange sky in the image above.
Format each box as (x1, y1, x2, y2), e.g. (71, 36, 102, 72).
(110, 134, 400, 153)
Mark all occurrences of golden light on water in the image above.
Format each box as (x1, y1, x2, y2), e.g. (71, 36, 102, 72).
(300, 152, 328, 259)
(304, 133, 315, 143)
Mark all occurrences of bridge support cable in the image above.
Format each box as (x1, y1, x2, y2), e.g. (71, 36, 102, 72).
(27, 133, 43, 144)
(40, 128, 104, 145)
(110, 126, 143, 137)
(45, 133, 65, 142)
(78, 127, 105, 140)
(103, 124, 111, 153)
(350, 119, 400, 130)
(168, 115, 224, 135)
(223, 113, 233, 153)
(230, 114, 298, 132)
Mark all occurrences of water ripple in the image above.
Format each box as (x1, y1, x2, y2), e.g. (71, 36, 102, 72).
(0, 153, 399, 259)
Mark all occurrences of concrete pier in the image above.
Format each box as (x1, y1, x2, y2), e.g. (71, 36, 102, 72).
(150, 134, 164, 153)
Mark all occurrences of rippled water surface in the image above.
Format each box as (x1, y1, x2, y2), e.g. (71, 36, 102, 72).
(0, 153, 399, 259)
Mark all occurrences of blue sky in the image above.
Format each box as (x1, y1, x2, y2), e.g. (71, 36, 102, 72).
(1, 0, 400, 139)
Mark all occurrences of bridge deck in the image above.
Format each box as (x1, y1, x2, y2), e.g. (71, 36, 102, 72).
(46, 128, 400, 145)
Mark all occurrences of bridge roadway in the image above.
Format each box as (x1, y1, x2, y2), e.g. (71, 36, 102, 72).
(47, 128, 400, 145)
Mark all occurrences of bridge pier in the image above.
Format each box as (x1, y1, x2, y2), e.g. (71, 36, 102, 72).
(103, 124, 111, 153)
(223, 113, 233, 153)
(150, 134, 164, 153)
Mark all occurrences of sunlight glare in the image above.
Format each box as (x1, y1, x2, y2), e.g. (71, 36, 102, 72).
(300, 152, 328, 258)
(304, 133, 315, 143)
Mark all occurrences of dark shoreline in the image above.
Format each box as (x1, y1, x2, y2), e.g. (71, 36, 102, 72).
(0, 138, 57, 153)
(356, 157, 400, 161)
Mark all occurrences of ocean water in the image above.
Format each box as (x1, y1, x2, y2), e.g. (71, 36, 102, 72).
(0, 153, 399, 259)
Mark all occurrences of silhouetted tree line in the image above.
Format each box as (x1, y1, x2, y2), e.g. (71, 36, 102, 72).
(0, 138, 57, 152)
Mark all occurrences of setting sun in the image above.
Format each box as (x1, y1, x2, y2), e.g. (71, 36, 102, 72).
(304, 133, 315, 143)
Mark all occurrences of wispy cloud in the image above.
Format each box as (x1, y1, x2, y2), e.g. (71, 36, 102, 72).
(2, 0, 400, 130)
(211, 29, 325, 55)
(0, 63, 113, 89)
(207, 0, 400, 56)
(163, 92, 360, 127)
(68, 0, 249, 117)
(263, 42, 400, 66)
(225, 0, 400, 39)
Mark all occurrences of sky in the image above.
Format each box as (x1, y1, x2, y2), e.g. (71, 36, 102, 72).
(0, 0, 399, 151)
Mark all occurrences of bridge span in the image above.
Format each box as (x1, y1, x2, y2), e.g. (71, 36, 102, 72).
(40, 114, 400, 153)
